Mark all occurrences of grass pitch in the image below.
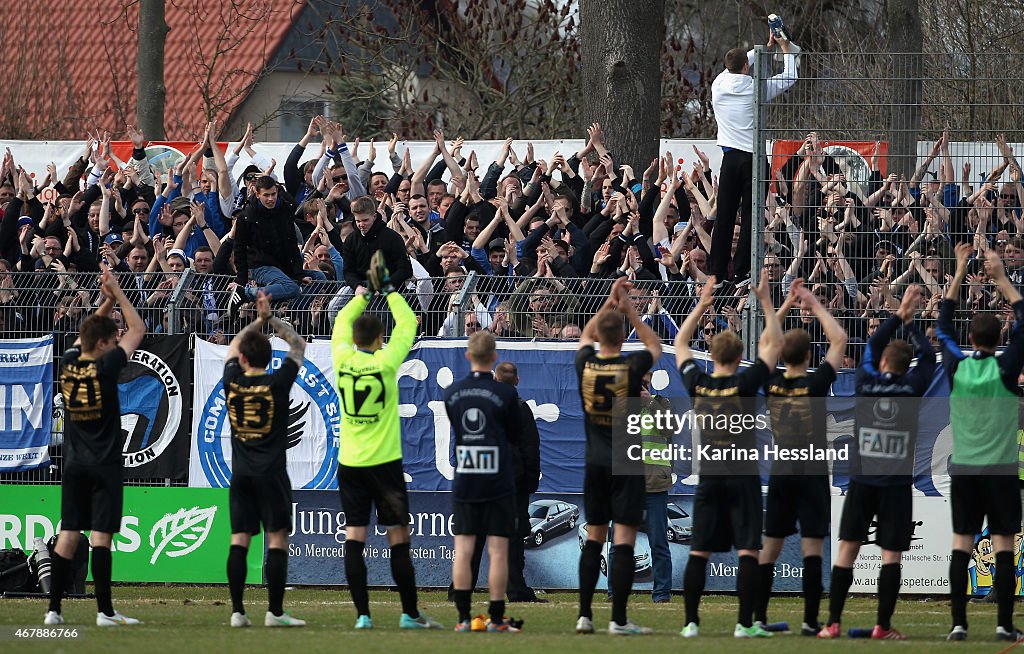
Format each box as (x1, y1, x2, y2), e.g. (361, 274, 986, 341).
(0, 586, 1018, 653)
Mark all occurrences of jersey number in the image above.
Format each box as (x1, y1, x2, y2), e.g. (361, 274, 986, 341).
(585, 373, 618, 413)
(338, 373, 385, 417)
(228, 394, 272, 436)
(65, 376, 101, 411)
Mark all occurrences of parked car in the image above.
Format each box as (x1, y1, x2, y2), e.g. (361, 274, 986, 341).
(666, 502, 692, 543)
(526, 500, 579, 547)
(577, 523, 652, 577)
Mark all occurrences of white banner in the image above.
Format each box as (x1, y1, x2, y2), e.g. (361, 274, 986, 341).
(831, 495, 952, 594)
(190, 338, 340, 490)
(0, 337, 53, 471)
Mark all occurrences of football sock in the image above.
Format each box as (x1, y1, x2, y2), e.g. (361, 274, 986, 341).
(803, 555, 823, 627)
(344, 540, 370, 617)
(578, 540, 602, 619)
(756, 562, 775, 624)
(949, 550, 969, 629)
(827, 565, 853, 625)
(609, 544, 634, 626)
(489, 599, 505, 625)
(227, 545, 247, 614)
(737, 555, 759, 628)
(996, 551, 1015, 630)
(91, 546, 114, 617)
(48, 551, 70, 614)
(876, 562, 901, 630)
(683, 554, 708, 626)
(453, 589, 472, 623)
(265, 548, 287, 617)
(390, 543, 420, 619)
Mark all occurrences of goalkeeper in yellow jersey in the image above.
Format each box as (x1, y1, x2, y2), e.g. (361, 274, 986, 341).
(331, 251, 442, 631)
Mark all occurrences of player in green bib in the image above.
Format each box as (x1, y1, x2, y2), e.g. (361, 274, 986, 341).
(937, 244, 1024, 642)
(331, 251, 442, 632)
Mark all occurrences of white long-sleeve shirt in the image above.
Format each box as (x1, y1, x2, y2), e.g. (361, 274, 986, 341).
(711, 49, 798, 153)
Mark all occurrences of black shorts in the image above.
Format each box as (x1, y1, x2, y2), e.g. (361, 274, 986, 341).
(61, 464, 123, 533)
(838, 480, 913, 551)
(583, 465, 644, 527)
(338, 459, 409, 528)
(229, 470, 293, 535)
(691, 476, 762, 552)
(764, 475, 831, 539)
(453, 496, 515, 537)
(951, 475, 1022, 536)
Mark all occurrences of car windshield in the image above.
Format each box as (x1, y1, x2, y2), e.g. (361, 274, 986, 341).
(668, 506, 685, 519)
(530, 506, 549, 518)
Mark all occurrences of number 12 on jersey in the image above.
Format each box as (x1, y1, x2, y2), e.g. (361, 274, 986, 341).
(338, 372, 386, 417)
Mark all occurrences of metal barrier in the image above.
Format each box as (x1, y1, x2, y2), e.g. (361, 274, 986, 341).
(753, 51, 1024, 360)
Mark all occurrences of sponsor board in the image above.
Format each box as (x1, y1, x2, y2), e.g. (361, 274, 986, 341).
(0, 485, 261, 583)
(287, 491, 820, 590)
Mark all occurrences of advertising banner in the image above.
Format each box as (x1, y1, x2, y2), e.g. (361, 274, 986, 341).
(287, 490, 820, 591)
(0, 485, 262, 583)
(0, 337, 53, 472)
(118, 336, 192, 479)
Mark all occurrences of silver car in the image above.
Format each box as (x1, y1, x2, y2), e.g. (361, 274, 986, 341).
(666, 502, 693, 543)
(577, 523, 653, 577)
(526, 499, 579, 547)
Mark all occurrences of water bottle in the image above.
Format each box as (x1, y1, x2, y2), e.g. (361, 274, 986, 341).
(848, 627, 873, 638)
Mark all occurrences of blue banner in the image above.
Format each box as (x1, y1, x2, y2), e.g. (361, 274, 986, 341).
(398, 341, 956, 496)
(0, 337, 53, 472)
(286, 490, 820, 591)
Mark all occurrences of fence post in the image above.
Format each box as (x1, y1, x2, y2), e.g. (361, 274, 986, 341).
(745, 45, 767, 362)
(166, 269, 195, 335)
(451, 272, 478, 337)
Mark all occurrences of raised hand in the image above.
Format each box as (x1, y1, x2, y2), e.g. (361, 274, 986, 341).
(255, 290, 273, 321)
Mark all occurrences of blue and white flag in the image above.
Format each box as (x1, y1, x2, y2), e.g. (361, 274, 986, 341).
(0, 336, 53, 471)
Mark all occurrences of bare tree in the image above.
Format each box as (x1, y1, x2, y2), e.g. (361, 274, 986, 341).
(885, 0, 923, 179)
(580, 0, 665, 170)
(137, 0, 169, 140)
(305, 0, 581, 140)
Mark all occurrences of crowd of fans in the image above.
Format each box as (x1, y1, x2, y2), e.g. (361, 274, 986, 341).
(0, 118, 1021, 367)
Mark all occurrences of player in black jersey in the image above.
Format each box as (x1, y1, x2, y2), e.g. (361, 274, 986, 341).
(575, 277, 661, 635)
(223, 291, 307, 628)
(46, 269, 145, 627)
(676, 276, 782, 639)
(819, 285, 935, 641)
(757, 279, 846, 636)
(445, 332, 523, 633)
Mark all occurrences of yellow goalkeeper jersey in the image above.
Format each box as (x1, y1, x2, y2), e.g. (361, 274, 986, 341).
(331, 292, 416, 467)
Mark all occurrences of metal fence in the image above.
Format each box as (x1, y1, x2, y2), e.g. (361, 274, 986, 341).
(752, 50, 1024, 359)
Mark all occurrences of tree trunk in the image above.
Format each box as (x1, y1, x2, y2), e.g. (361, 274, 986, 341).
(137, 0, 169, 140)
(885, 0, 922, 179)
(580, 0, 665, 171)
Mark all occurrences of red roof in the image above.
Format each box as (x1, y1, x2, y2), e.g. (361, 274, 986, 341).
(0, 1, 305, 140)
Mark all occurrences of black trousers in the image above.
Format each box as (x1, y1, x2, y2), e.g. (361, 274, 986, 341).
(709, 149, 755, 281)
(506, 490, 532, 599)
